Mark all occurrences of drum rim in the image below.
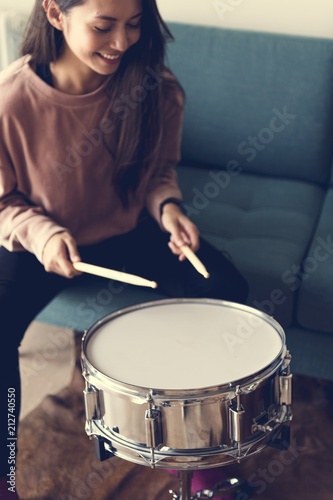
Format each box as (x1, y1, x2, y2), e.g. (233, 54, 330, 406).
(81, 298, 287, 397)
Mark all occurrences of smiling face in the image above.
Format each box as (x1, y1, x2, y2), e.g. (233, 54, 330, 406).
(46, 0, 142, 88)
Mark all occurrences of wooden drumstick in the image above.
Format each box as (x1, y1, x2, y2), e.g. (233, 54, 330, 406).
(180, 245, 210, 279)
(73, 262, 158, 289)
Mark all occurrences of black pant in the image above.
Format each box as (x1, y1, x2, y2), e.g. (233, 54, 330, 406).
(0, 218, 248, 476)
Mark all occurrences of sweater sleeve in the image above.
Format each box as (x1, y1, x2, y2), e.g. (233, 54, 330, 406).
(0, 141, 67, 263)
(145, 77, 185, 224)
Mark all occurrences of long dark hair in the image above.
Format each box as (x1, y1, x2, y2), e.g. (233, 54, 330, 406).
(21, 0, 182, 206)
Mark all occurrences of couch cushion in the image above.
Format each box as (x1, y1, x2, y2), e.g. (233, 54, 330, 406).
(285, 327, 333, 380)
(35, 280, 166, 331)
(177, 165, 325, 329)
(296, 188, 333, 334)
(167, 23, 333, 186)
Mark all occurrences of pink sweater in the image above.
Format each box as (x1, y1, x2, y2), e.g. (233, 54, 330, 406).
(0, 57, 184, 262)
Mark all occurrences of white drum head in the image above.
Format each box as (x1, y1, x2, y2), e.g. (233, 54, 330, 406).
(85, 300, 284, 390)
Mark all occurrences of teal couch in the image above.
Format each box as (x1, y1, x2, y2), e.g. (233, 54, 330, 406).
(36, 23, 333, 380)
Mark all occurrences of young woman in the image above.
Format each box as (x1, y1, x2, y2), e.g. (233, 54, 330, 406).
(0, 0, 249, 497)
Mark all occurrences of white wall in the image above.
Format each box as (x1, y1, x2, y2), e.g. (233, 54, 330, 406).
(0, 0, 33, 13)
(157, 0, 333, 39)
(0, 0, 332, 39)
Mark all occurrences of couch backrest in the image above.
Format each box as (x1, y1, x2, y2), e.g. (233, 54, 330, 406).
(166, 23, 333, 186)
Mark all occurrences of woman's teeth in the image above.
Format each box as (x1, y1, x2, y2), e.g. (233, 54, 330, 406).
(100, 53, 120, 60)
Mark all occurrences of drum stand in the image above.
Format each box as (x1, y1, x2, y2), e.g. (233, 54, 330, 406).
(169, 470, 245, 499)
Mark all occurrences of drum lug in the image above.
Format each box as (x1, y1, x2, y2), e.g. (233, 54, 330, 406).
(282, 349, 292, 372)
(278, 373, 293, 406)
(145, 391, 163, 468)
(228, 386, 245, 456)
(278, 351, 292, 405)
(275, 350, 293, 420)
(84, 383, 105, 421)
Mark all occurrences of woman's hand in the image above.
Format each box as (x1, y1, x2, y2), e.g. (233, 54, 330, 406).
(161, 203, 200, 261)
(42, 232, 82, 278)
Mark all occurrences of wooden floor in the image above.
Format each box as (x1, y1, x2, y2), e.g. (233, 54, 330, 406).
(19, 321, 75, 420)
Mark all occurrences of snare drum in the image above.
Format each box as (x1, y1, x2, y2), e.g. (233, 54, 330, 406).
(81, 299, 292, 470)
